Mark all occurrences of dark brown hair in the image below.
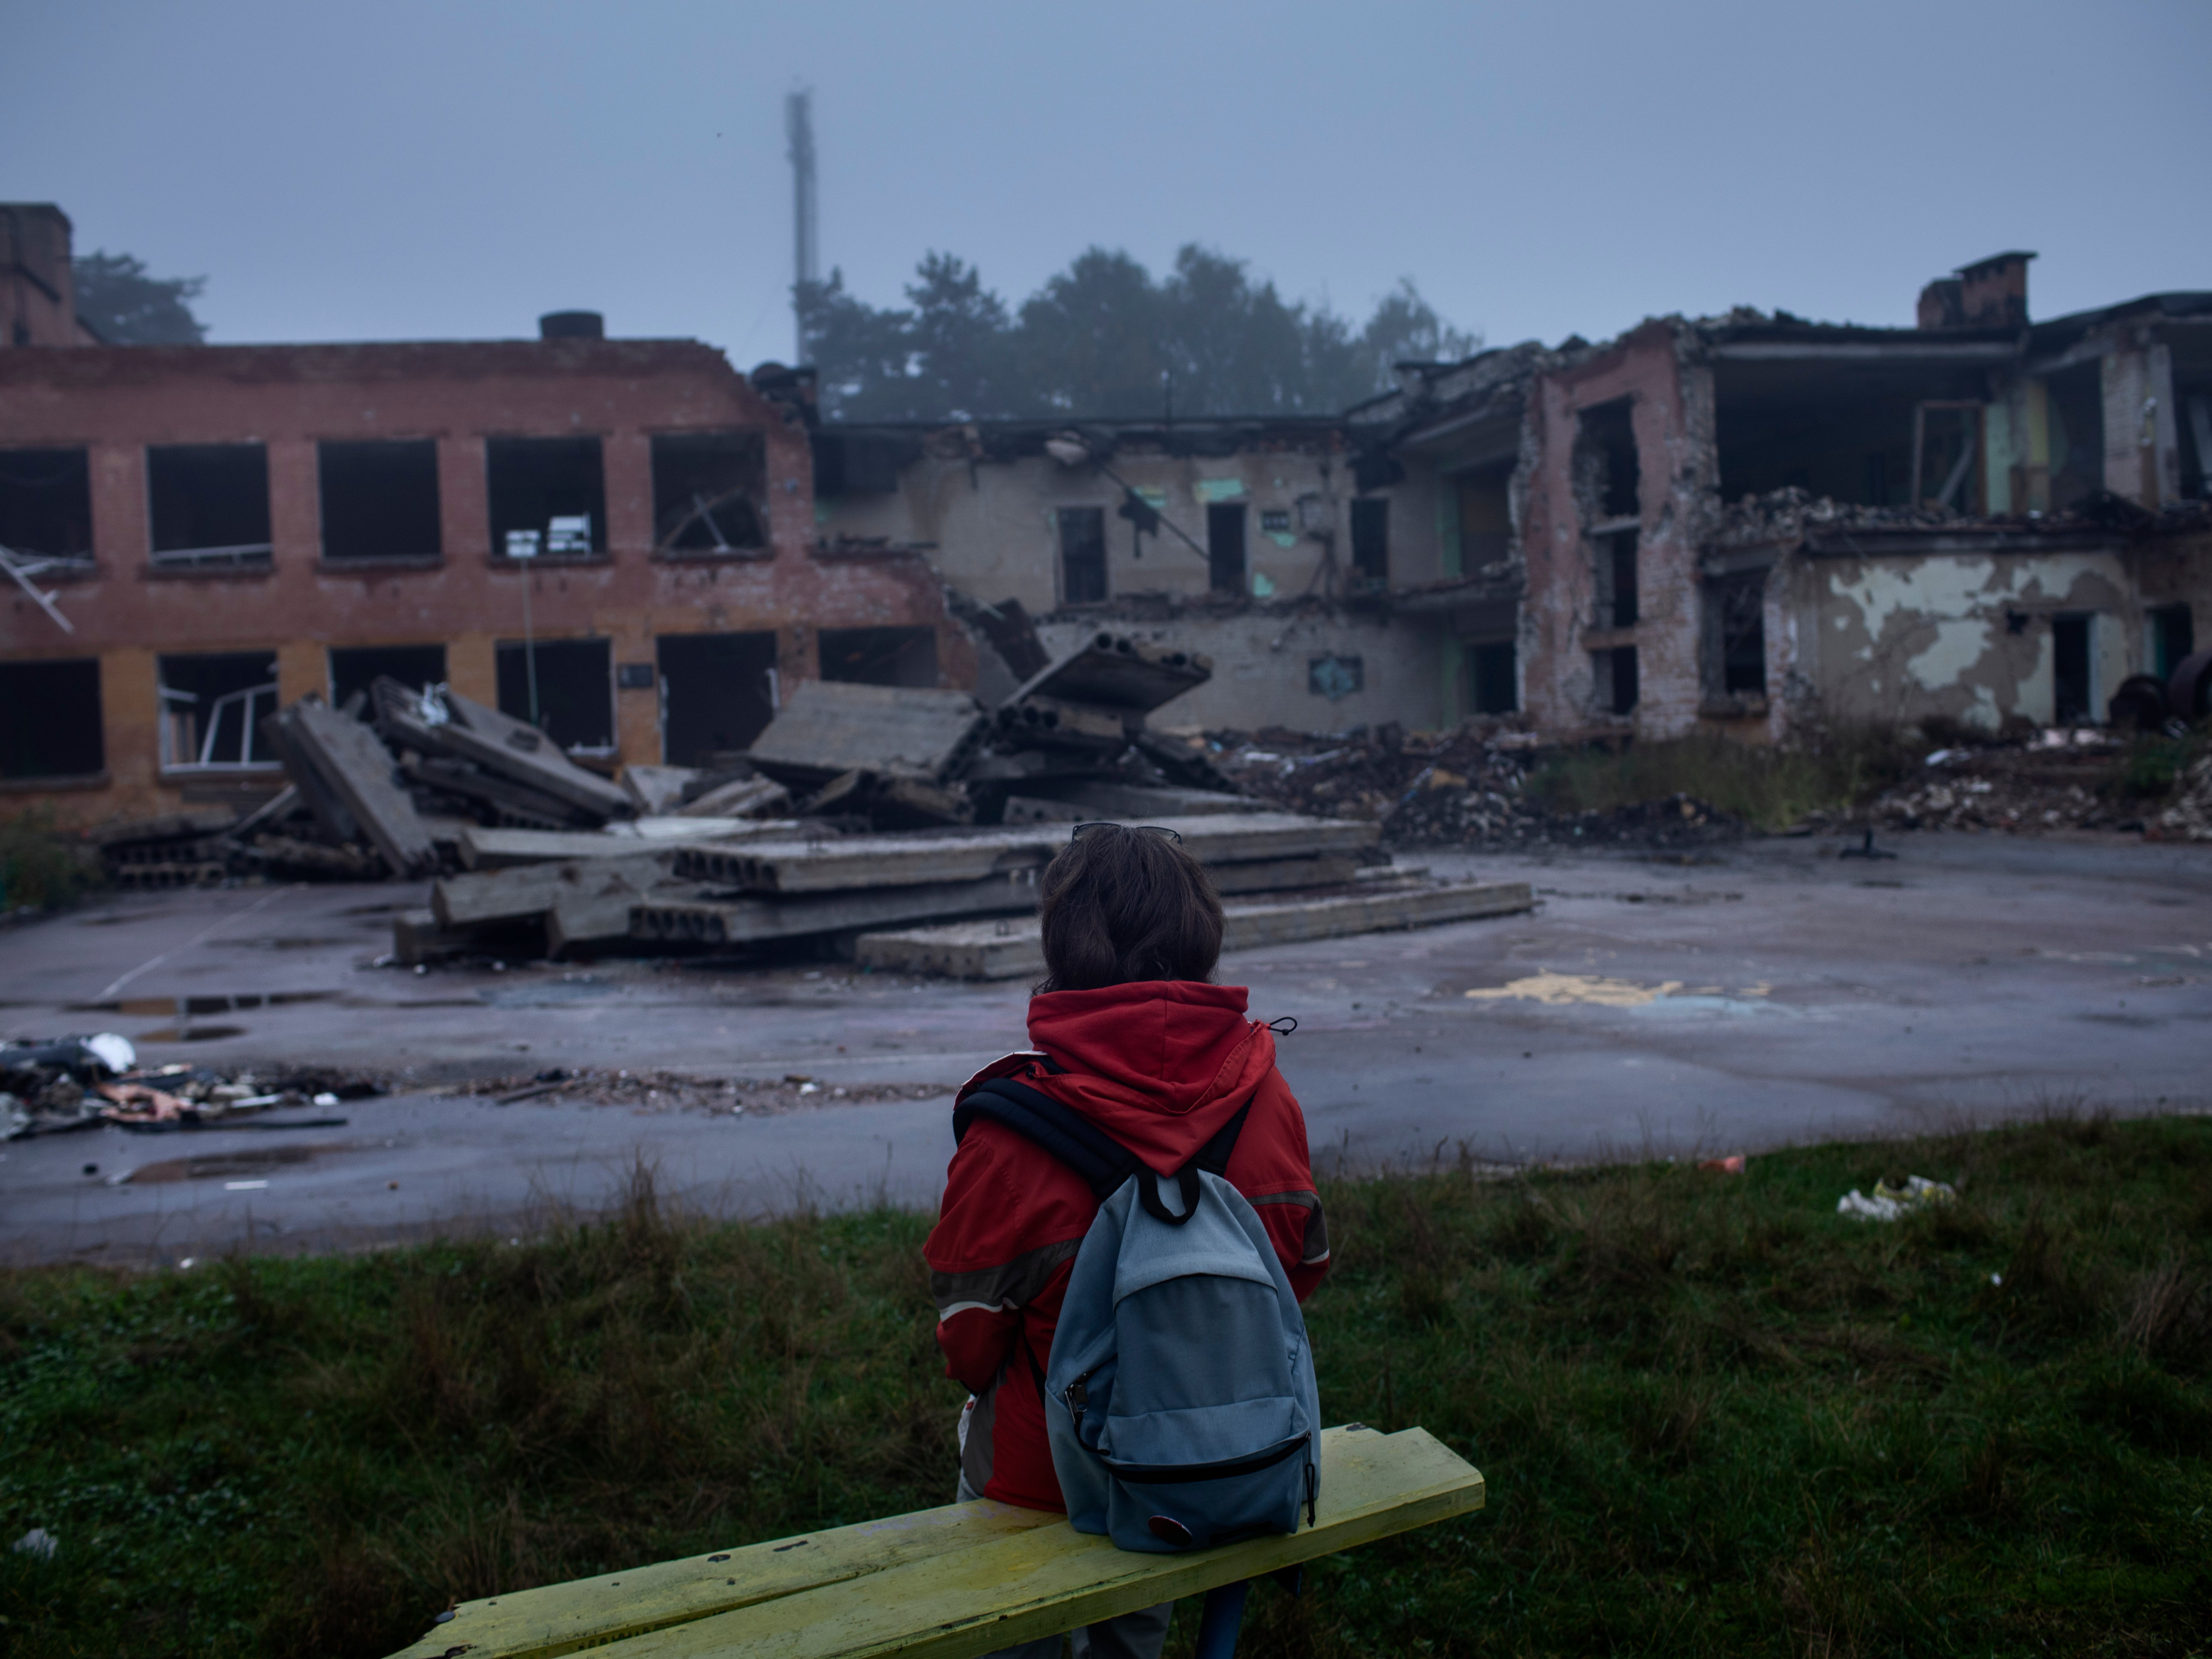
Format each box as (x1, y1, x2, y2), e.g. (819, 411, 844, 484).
(1035, 825, 1223, 992)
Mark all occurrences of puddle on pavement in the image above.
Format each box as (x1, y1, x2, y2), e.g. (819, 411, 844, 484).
(73, 991, 335, 1017)
(133, 1025, 249, 1042)
(481, 978, 618, 1008)
(116, 1142, 360, 1184)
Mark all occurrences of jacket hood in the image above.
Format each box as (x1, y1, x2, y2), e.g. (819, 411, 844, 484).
(1026, 981, 1276, 1173)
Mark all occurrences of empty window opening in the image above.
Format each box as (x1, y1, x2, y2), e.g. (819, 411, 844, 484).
(1576, 399, 1640, 522)
(488, 438, 607, 558)
(1207, 502, 1246, 595)
(1057, 507, 1107, 605)
(0, 658, 103, 778)
(1454, 463, 1513, 572)
(1350, 498, 1389, 589)
(320, 441, 441, 563)
(496, 637, 614, 752)
(1707, 573, 1768, 697)
(330, 644, 446, 711)
(1470, 641, 1517, 715)
(2152, 605, 2195, 682)
(818, 626, 939, 688)
(1593, 531, 1639, 628)
(1714, 360, 1987, 506)
(2181, 393, 2212, 502)
(1309, 655, 1364, 701)
(2051, 614, 2093, 725)
(147, 444, 270, 567)
(651, 433, 766, 551)
(0, 448, 93, 561)
(658, 631, 779, 767)
(1593, 646, 1638, 716)
(1911, 404, 1983, 511)
(2044, 364, 2104, 512)
(158, 651, 279, 770)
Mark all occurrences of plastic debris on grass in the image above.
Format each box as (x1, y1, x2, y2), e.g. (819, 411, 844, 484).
(1837, 1174, 1957, 1222)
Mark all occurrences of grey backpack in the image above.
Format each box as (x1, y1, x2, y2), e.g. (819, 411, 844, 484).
(954, 1076, 1321, 1552)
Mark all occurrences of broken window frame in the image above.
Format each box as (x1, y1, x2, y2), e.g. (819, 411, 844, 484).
(494, 636, 617, 754)
(318, 440, 443, 564)
(1469, 640, 1517, 715)
(2051, 612, 2095, 726)
(1909, 402, 1985, 513)
(650, 431, 769, 557)
(817, 625, 941, 689)
(146, 444, 273, 571)
(0, 657, 104, 780)
(1206, 502, 1247, 596)
(1057, 506, 1109, 605)
(1702, 569, 1769, 703)
(1592, 645, 1638, 717)
(329, 644, 448, 710)
(156, 653, 281, 772)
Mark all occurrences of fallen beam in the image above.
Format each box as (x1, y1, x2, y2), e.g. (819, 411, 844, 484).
(457, 822, 803, 871)
(434, 852, 671, 929)
(631, 871, 1042, 948)
(666, 813, 1376, 895)
(1004, 780, 1262, 821)
(280, 701, 438, 876)
(855, 879, 1536, 980)
(745, 679, 988, 788)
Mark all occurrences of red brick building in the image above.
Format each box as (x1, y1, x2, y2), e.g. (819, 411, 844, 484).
(0, 207, 963, 823)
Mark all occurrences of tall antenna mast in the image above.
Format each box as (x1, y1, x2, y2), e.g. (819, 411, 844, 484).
(785, 87, 818, 361)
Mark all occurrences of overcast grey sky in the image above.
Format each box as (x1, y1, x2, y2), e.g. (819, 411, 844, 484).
(10, 0, 2206, 365)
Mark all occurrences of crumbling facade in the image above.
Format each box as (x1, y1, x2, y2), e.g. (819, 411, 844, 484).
(0, 206, 965, 822)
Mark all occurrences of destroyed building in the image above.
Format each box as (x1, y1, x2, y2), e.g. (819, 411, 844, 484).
(0, 203, 969, 821)
(819, 254, 2212, 740)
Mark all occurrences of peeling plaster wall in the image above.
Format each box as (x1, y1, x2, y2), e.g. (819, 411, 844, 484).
(1516, 322, 1708, 739)
(1035, 608, 1444, 734)
(817, 445, 1364, 617)
(1791, 549, 2139, 730)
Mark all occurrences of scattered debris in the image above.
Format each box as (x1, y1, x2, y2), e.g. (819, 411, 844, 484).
(444, 1068, 944, 1115)
(1837, 1175, 1957, 1222)
(1698, 1155, 1746, 1175)
(12, 1528, 57, 1560)
(0, 1035, 381, 1138)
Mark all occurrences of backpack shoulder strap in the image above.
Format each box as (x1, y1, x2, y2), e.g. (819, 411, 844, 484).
(1192, 1101, 1252, 1178)
(954, 1076, 1139, 1198)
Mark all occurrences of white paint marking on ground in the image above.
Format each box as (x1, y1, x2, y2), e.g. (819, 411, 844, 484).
(95, 887, 295, 1003)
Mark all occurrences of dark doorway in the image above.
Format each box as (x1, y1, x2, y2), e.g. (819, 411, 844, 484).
(1471, 641, 1517, 714)
(1207, 502, 1246, 595)
(1710, 573, 1767, 696)
(658, 631, 779, 766)
(1350, 498, 1389, 588)
(488, 437, 607, 557)
(320, 441, 441, 562)
(1578, 398, 1640, 519)
(1601, 532, 1639, 627)
(330, 644, 447, 710)
(651, 432, 766, 551)
(1057, 507, 1107, 604)
(2153, 605, 2194, 682)
(0, 658, 103, 778)
(496, 637, 614, 751)
(157, 651, 280, 769)
(818, 626, 938, 687)
(1595, 646, 1638, 716)
(0, 448, 93, 558)
(2052, 614, 2092, 724)
(148, 444, 270, 561)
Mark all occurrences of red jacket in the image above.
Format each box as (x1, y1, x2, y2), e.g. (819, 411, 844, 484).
(925, 981, 1330, 1510)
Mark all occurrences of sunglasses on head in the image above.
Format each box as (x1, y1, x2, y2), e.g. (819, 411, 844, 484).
(1069, 821, 1184, 844)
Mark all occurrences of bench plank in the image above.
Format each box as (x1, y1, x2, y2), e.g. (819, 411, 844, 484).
(390, 1426, 1480, 1659)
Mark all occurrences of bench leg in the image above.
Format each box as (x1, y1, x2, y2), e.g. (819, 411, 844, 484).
(1193, 1579, 1250, 1659)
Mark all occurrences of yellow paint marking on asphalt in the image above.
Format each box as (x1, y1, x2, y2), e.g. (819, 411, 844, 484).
(1463, 972, 1684, 1007)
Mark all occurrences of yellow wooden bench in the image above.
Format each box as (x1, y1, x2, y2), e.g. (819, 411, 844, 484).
(388, 1425, 1483, 1659)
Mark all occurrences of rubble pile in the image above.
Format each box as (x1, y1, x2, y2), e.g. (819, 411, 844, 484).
(1870, 734, 2156, 834)
(447, 1067, 945, 1114)
(1211, 726, 1747, 849)
(1, 1035, 380, 1140)
(2152, 754, 2212, 841)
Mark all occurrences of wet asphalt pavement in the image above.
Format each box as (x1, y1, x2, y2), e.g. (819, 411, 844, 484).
(3, 831, 2207, 1265)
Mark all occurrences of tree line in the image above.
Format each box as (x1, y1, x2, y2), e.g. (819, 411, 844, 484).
(796, 245, 1478, 423)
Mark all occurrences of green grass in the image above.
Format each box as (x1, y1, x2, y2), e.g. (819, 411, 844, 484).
(4, 1111, 2209, 1657)
(1530, 727, 1922, 831)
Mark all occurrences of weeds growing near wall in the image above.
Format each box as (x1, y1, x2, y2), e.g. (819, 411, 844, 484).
(0, 810, 103, 914)
(2, 1111, 2208, 1657)
(1530, 726, 1923, 830)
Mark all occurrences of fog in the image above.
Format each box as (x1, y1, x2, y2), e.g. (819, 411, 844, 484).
(7, 0, 2206, 361)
